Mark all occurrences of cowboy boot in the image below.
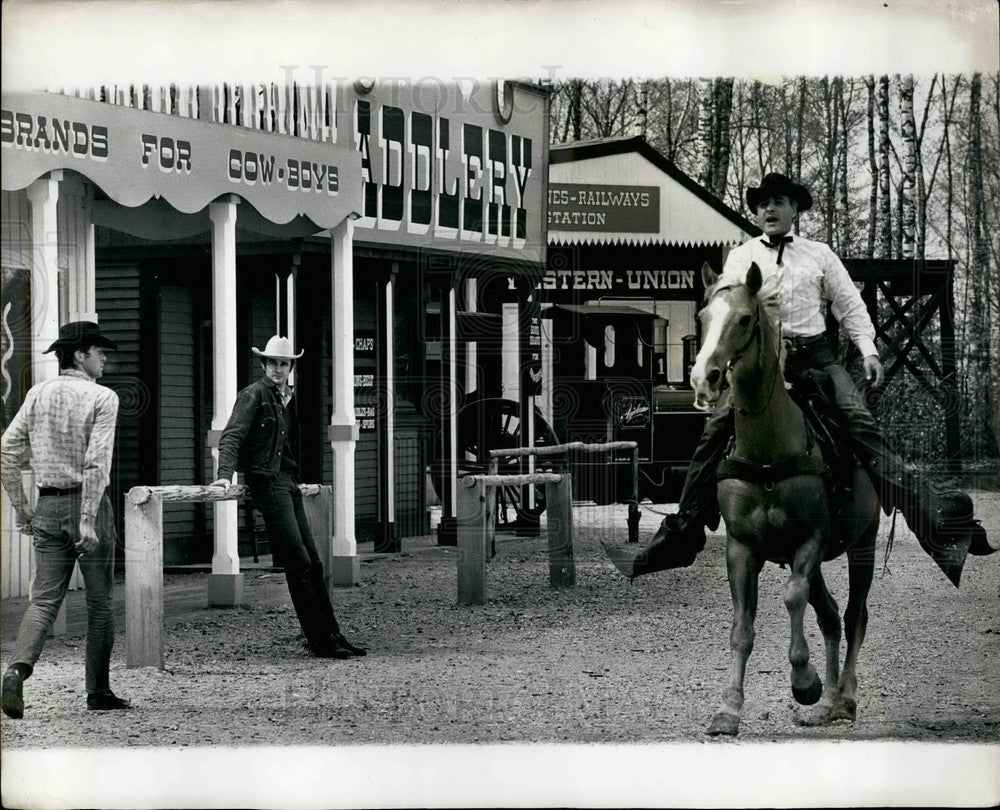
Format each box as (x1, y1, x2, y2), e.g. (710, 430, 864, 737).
(306, 566, 367, 657)
(895, 481, 979, 588)
(602, 512, 707, 579)
(285, 570, 351, 658)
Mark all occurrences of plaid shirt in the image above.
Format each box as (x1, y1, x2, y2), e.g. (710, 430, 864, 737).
(1, 369, 119, 517)
(721, 234, 878, 359)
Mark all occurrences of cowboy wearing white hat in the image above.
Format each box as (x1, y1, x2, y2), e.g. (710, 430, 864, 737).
(211, 335, 366, 659)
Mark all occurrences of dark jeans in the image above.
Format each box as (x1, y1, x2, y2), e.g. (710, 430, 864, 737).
(247, 471, 340, 648)
(680, 336, 934, 534)
(12, 494, 116, 694)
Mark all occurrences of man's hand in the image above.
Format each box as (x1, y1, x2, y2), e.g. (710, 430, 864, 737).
(76, 514, 100, 555)
(863, 354, 884, 388)
(210, 478, 231, 492)
(15, 507, 34, 535)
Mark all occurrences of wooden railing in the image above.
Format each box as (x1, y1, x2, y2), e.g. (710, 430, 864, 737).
(489, 440, 641, 544)
(124, 483, 332, 669)
(456, 472, 574, 606)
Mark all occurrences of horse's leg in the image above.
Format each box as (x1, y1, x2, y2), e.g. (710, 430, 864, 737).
(707, 536, 762, 737)
(833, 518, 877, 722)
(800, 567, 842, 725)
(785, 534, 826, 706)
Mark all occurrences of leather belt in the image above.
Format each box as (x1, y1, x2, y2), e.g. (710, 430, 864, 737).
(786, 334, 827, 351)
(38, 486, 83, 497)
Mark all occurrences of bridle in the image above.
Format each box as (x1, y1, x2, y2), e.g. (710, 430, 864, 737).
(704, 284, 781, 417)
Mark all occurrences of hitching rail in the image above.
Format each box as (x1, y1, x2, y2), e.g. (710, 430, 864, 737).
(456, 472, 575, 605)
(124, 483, 332, 669)
(488, 440, 641, 544)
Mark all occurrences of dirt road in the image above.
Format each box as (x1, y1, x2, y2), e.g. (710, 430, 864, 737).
(3, 496, 998, 806)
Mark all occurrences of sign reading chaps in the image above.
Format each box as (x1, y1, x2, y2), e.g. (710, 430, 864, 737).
(548, 183, 659, 232)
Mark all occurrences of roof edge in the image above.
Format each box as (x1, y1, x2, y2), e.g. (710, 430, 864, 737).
(549, 136, 762, 237)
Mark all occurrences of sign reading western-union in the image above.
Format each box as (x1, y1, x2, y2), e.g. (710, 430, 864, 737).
(548, 183, 660, 232)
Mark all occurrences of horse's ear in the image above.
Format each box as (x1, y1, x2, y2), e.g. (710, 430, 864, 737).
(701, 262, 718, 289)
(745, 262, 763, 295)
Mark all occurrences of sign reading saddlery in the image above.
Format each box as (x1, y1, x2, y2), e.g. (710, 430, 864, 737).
(338, 80, 547, 261)
(1, 91, 362, 229)
(548, 183, 659, 232)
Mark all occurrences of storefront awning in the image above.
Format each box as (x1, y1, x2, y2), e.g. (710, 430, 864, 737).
(2, 90, 362, 230)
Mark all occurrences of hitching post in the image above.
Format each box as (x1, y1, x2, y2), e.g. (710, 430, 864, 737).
(627, 444, 640, 544)
(125, 487, 164, 669)
(457, 477, 490, 605)
(546, 474, 575, 587)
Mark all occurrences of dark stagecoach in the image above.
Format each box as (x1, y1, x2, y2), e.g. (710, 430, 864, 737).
(432, 302, 707, 525)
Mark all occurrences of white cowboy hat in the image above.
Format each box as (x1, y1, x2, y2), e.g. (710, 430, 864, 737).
(252, 335, 304, 360)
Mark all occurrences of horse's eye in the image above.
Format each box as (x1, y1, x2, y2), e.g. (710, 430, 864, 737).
(739, 314, 752, 327)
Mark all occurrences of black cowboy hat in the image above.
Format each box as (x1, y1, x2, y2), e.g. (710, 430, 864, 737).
(747, 172, 813, 213)
(44, 321, 118, 353)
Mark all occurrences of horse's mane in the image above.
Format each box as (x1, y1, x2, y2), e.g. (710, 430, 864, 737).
(705, 270, 786, 372)
(755, 272, 787, 373)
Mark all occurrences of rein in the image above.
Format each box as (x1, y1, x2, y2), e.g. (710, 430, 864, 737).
(721, 299, 782, 418)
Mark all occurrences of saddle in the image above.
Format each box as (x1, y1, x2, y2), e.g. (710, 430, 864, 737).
(786, 366, 858, 496)
(716, 365, 858, 499)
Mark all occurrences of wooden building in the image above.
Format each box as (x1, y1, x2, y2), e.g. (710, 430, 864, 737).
(1, 80, 549, 600)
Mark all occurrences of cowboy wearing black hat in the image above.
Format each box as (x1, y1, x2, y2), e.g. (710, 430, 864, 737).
(608, 173, 992, 586)
(2, 321, 131, 718)
(211, 336, 366, 660)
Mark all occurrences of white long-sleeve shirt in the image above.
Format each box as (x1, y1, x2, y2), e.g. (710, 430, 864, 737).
(721, 234, 878, 358)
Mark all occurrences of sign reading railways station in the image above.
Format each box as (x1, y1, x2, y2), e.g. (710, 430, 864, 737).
(548, 183, 659, 232)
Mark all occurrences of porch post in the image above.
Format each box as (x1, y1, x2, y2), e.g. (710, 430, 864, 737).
(374, 263, 398, 552)
(26, 173, 66, 632)
(27, 173, 62, 382)
(61, 176, 98, 323)
(329, 216, 359, 585)
(207, 196, 243, 606)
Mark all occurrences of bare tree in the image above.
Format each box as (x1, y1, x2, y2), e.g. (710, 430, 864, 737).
(877, 75, 893, 258)
(899, 74, 917, 259)
(966, 73, 998, 456)
(579, 79, 638, 138)
(865, 75, 878, 258)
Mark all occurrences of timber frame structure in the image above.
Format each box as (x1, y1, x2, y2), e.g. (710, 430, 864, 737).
(839, 258, 961, 470)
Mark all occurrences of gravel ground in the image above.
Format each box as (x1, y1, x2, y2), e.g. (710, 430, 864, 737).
(2, 491, 999, 807)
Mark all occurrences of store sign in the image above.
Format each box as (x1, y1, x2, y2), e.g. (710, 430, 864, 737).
(548, 183, 659, 232)
(1, 91, 362, 229)
(529, 268, 698, 305)
(353, 329, 377, 432)
(341, 81, 546, 257)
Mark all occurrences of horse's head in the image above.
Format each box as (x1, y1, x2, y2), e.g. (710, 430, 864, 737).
(690, 261, 778, 411)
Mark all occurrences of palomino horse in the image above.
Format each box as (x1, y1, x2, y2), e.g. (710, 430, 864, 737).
(691, 261, 881, 737)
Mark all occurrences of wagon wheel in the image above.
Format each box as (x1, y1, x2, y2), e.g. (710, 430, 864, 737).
(432, 397, 560, 524)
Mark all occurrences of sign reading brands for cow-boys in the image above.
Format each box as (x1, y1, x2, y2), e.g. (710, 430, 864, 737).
(547, 183, 659, 232)
(0, 90, 362, 229)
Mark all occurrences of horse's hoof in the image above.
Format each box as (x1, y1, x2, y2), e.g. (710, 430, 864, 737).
(829, 696, 857, 722)
(792, 672, 823, 706)
(707, 711, 740, 737)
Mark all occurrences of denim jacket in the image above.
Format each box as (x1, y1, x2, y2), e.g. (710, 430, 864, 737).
(216, 377, 297, 481)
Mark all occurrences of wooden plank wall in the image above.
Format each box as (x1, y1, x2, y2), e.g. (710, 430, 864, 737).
(1, 190, 34, 599)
